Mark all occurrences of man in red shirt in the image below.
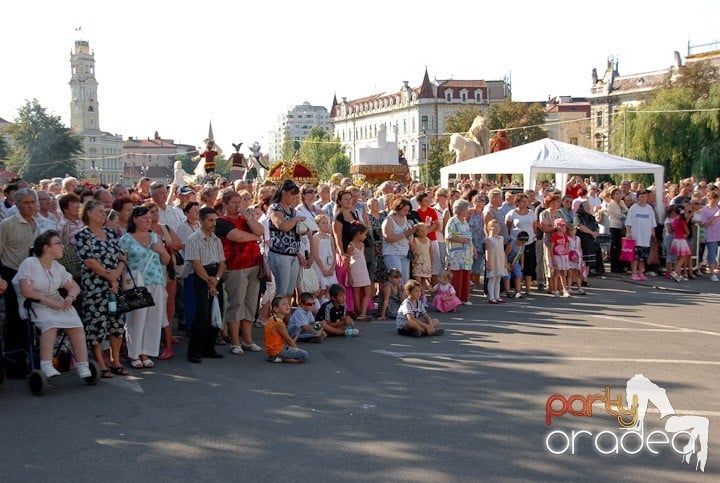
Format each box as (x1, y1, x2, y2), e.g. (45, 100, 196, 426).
(215, 190, 264, 355)
(415, 192, 441, 283)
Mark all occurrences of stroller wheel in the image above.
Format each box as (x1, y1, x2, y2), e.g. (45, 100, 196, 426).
(85, 360, 101, 386)
(29, 369, 48, 396)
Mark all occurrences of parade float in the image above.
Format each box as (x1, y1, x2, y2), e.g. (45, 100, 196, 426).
(266, 158, 320, 184)
(350, 125, 410, 183)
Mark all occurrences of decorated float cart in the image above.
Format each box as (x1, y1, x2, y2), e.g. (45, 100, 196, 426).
(266, 159, 320, 185)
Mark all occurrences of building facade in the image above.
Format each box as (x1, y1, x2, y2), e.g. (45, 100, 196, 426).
(330, 69, 511, 180)
(544, 96, 591, 148)
(123, 132, 194, 186)
(69, 40, 124, 185)
(268, 102, 330, 161)
(588, 43, 720, 153)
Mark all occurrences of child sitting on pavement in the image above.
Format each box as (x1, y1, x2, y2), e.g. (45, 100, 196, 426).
(288, 292, 326, 343)
(315, 283, 359, 337)
(396, 280, 444, 337)
(264, 296, 308, 363)
(378, 267, 404, 319)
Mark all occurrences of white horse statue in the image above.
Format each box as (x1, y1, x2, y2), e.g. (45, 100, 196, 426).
(448, 115, 490, 163)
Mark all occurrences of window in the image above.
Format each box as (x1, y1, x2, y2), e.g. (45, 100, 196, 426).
(569, 137, 578, 145)
(403, 119, 407, 133)
(88, 105, 94, 112)
(461, 92, 467, 102)
(421, 143, 427, 160)
(595, 138, 603, 150)
(475, 91, 482, 102)
(596, 109, 603, 128)
(421, 115, 428, 132)
(445, 91, 452, 102)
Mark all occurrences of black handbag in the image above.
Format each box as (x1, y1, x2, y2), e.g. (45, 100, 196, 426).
(117, 267, 155, 315)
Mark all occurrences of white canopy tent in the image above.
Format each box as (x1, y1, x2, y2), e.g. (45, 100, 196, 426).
(440, 138, 664, 215)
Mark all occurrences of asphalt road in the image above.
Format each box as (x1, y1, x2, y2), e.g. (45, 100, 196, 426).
(1, 273, 718, 482)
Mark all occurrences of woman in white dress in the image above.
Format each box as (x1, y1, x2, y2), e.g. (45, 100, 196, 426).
(12, 230, 91, 379)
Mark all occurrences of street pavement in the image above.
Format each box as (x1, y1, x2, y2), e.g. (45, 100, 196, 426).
(0, 272, 718, 482)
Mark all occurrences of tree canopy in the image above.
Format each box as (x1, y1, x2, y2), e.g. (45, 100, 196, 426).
(610, 60, 720, 181)
(299, 127, 350, 180)
(486, 99, 548, 147)
(4, 99, 82, 182)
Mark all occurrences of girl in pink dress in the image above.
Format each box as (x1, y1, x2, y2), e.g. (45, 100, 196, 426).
(432, 270, 462, 313)
(550, 218, 571, 297)
(670, 206, 692, 281)
(347, 224, 373, 321)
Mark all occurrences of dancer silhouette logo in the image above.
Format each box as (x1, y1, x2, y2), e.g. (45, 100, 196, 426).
(544, 374, 709, 472)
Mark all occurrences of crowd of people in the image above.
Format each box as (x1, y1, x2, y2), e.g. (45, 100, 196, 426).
(0, 172, 718, 374)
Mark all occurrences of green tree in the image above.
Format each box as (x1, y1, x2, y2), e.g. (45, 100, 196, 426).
(422, 135, 453, 185)
(0, 132, 8, 160)
(299, 127, 350, 180)
(5, 99, 82, 182)
(445, 106, 484, 135)
(174, 152, 195, 175)
(486, 99, 547, 147)
(610, 60, 720, 182)
(280, 131, 300, 161)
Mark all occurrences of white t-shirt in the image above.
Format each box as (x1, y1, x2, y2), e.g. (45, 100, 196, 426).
(626, 203, 656, 247)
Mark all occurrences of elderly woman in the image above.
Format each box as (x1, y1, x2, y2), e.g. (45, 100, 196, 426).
(57, 193, 85, 278)
(112, 196, 134, 234)
(381, 197, 415, 284)
(468, 194, 487, 288)
(268, 180, 305, 298)
(12, 231, 90, 379)
(445, 199, 475, 305)
(120, 206, 171, 368)
(75, 200, 127, 377)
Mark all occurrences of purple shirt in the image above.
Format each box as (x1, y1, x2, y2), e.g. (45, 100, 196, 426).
(701, 205, 720, 243)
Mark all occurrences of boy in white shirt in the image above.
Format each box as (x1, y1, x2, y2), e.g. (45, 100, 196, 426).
(625, 190, 657, 281)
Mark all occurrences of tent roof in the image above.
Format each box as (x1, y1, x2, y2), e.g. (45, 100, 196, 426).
(439, 138, 663, 175)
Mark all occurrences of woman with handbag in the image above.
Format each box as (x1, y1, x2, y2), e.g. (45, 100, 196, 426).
(268, 180, 305, 299)
(120, 206, 170, 368)
(76, 200, 128, 377)
(145, 201, 184, 360)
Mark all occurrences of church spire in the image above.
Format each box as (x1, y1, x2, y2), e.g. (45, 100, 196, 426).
(419, 67, 434, 99)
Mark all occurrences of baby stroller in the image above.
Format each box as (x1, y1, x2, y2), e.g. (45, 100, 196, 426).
(23, 298, 100, 395)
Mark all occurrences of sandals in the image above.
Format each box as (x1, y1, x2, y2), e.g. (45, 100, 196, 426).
(131, 359, 143, 369)
(142, 359, 155, 368)
(100, 369, 114, 379)
(109, 365, 129, 376)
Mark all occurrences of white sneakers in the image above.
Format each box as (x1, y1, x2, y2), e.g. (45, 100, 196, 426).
(241, 343, 263, 352)
(711, 275, 719, 282)
(76, 362, 92, 379)
(40, 360, 60, 378)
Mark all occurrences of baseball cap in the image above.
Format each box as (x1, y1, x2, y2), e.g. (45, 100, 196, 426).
(177, 185, 194, 195)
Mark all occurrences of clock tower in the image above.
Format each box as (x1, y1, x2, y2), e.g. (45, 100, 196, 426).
(69, 40, 100, 133)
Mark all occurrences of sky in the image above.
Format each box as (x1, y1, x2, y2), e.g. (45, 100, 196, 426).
(2, 0, 719, 157)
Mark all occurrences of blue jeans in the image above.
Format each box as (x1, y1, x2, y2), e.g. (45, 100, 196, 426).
(277, 345, 308, 362)
(268, 251, 300, 297)
(706, 241, 718, 267)
(383, 254, 410, 284)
